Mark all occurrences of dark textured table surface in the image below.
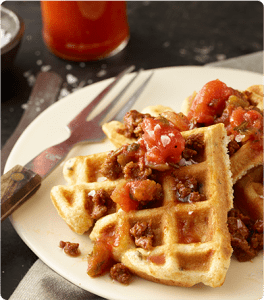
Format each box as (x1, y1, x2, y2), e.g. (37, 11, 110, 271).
(1, 1, 263, 299)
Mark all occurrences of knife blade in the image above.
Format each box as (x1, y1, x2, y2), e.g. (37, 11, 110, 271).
(1, 71, 63, 221)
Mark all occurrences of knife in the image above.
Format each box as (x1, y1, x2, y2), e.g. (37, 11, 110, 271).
(1, 71, 63, 221)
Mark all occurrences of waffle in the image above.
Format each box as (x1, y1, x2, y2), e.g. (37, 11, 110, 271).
(51, 151, 123, 234)
(233, 164, 263, 221)
(181, 84, 263, 184)
(51, 123, 232, 287)
(65, 123, 233, 288)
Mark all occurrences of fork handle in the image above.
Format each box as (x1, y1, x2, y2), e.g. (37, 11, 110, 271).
(1, 165, 42, 222)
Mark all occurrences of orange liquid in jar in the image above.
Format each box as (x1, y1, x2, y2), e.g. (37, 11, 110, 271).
(41, 1, 129, 61)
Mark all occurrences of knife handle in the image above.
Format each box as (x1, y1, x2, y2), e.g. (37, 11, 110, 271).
(1, 165, 42, 222)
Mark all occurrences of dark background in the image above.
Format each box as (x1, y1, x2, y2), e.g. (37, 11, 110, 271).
(1, 1, 263, 299)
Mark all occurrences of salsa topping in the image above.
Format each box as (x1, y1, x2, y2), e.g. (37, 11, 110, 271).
(187, 79, 241, 125)
(87, 240, 115, 277)
(228, 106, 263, 143)
(111, 179, 163, 212)
(139, 117, 185, 166)
(187, 79, 263, 152)
(101, 115, 186, 180)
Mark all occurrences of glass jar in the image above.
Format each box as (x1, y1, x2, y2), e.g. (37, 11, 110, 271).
(41, 1, 129, 61)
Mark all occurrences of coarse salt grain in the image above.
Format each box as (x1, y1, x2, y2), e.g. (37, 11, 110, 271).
(59, 88, 70, 99)
(97, 177, 107, 182)
(235, 134, 245, 143)
(178, 158, 197, 167)
(41, 65, 52, 72)
(96, 69, 107, 78)
(154, 124, 161, 131)
(88, 190, 96, 197)
(23, 70, 32, 78)
(27, 75, 36, 86)
(163, 41, 170, 48)
(66, 74, 78, 85)
(161, 135, 171, 147)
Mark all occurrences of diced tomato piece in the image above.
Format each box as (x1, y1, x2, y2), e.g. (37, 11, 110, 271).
(87, 240, 114, 277)
(129, 179, 161, 202)
(111, 182, 139, 212)
(229, 106, 263, 142)
(231, 108, 263, 131)
(140, 117, 185, 165)
(188, 79, 240, 125)
(111, 179, 162, 212)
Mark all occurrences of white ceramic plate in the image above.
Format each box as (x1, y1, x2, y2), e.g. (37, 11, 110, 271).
(6, 66, 263, 300)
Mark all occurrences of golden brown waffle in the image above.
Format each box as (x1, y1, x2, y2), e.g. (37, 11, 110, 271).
(233, 164, 263, 221)
(51, 151, 123, 234)
(85, 123, 233, 287)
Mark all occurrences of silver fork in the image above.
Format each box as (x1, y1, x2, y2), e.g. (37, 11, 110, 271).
(1, 66, 154, 221)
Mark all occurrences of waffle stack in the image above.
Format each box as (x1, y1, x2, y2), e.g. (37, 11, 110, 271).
(51, 123, 233, 287)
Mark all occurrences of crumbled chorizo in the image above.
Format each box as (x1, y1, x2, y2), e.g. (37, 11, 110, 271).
(227, 209, 263, 262)
(123, 161, 152, 180)
(110, 263, 132, 285)
(182, 133, 204, 160)
(130, 221, 154, 250)
(100, 148, 123, 180)
(173, 175, 206, 203)
(90, 189, 111, 220)
(100, 143, 153, 181)
(117, 110, 151, 139)
(59, 241, 80, 257)
(228, 139, 240, 156)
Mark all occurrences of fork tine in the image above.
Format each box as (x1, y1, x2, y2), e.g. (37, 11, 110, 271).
(67, 65, 135, 130)
(110, 70, 154, 122)
(93, 68, 144, 124)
